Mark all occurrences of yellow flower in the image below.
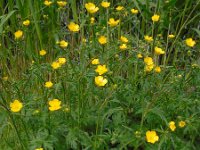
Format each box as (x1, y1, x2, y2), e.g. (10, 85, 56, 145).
(23, 20, 30, 26)
(98, 36, 107, 45)
(116, 6, 124, 11)
(120, 36, 128, 43)
(119, 44, 127, 50)
(154, 66, 161, 73)
(152, 14, 160, 22)
(85, 2, 99, 14)
(146, 130, 159, 144)
(57, 1, 67, 7)
(144, 57, 154, 66)
(144, 35, 153, 42)
(154, 47, 165, 55)
(91, 59, 100, 65)
(101, 1, 110, 8)
(48, 99, 61, 111)
(145, 64, 154, 72)
(35, 148, 43, 150)
(185, 38, 196, 47)
(68, 22, 80, 32)
(44, 0, 53, 6)
(168, 34, 175, 39)
(95, 65, 108, 75)
(131, 8, 139, 14)
(108, 18, 120, 27)
(59, 40, 68, 48)
(45, 81, 53, 88)
(95, 76, 108, 87)
(58, 57, 67, 65)
(169, 121, 176, 131)
(137, 53, 143, 58)
(90, 17, 95, 24)
(14, 30, 23, 39)
(39, 49, 47, 56)
(179, 121, 186, 128)
(51, 61, 61, 69)
(10, 100, 23, 112)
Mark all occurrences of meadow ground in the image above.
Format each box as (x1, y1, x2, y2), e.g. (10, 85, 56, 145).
(0, 0, 200, 150)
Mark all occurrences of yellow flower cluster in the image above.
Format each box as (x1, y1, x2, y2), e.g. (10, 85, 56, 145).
(51, 57, 67, 69)
(144, 57, 154, 72)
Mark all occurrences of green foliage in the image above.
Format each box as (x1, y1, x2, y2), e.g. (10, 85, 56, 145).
(0, 0, 200, 149)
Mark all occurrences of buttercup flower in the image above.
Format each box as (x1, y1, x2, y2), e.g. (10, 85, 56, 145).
(90, 17, 95, 24)
(152, 14, 160, 22)
(95, 65, 108, 75)
(68, 22, 80, 32)
(145, 64, 154, 72)
(144, 57, 154, 72)
(108, 18, 120, 27)
(39, 49, 47, 56)
(154, 66, 161, 73)
(116, 6, 124, 11)
(10, 100, 23, 112)
(85, 2, 99, 14)
(179, 121, 186, 128)
(137, 53, 143, 58)
(23, 20, 30, 26)
(168, 34, 175, 39)
(120, 36, 128, 43)
(48, 99, 61, 111)
(95, 76, 108, 87)
(144, 57, 154, 66)
(154, 47, 165, 55)
(45, 81, 53, 88)
(131, 8, 139, 14)
(119, 44, 127, 50)
(169, 121, 176, 131)
(58, 57, 67, 65)
(14, 30, 23, 39)
(146, 130, 159, 144)
(91, 59, 100, 65)
(59, 40, 68, 48)
(101, 1, 110, 8)
(98, 36, 107, 45)
(185, 38, 196, 47)
(144, 35, 153, 42)
(35, 148, 43, 150)
(44, 0, 53, 6)
(57, 1, 67, 7)
(51, 61, 61, 69)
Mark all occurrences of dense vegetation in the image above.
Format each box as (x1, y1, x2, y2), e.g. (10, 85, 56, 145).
(0, 0, 200, 149)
